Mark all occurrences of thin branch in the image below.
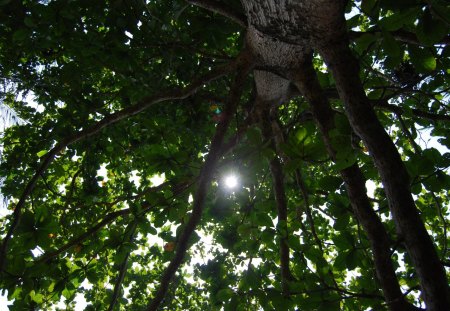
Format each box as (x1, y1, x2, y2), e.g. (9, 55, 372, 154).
(396, 114, 421, 153)
(349, 30, 450, 46)
(0, 52, 249, 271)
(289, 58, 415, 310)
(372, 99, 450, 122)
(185, 0, 247, 27)
(256, 104, 294, 296)
(431, 192, 448, 258)
(324, 87, 450, 122)
(35, 208, 131, 264)
(108, 220, 138, 311)
(146, 59, 252, 311)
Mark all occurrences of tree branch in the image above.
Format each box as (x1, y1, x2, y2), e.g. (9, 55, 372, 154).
(185, 0, 247, 27)
(146, 59, 252, 311)
(349, 30, 450, 46)
(288, 57, 418, 310)
(372, 99, 450, 122)
(35, 208, 131, 264)
(35, 180, 190, 265)
(312, 3, 450, 306)
(108, 220, 138, 311)
(0, 52, 250, 272)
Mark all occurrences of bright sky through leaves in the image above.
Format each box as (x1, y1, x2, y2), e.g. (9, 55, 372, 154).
(224, 175, 238, 189)
(0, 0, 449, 310)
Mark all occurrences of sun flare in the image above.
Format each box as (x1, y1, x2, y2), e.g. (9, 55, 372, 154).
(224, 175, 238, 189)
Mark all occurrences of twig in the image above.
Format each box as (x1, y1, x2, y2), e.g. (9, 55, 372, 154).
(185, 0, 247, 27)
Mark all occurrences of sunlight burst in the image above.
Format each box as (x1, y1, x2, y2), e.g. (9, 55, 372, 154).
(224, 175, 238, 189)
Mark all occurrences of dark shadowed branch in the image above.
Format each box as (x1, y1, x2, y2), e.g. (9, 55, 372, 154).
(146, 57, 252, 311)
(108, 220, 138, 311)
(35, 208, 131, 265)
(349, 30, 450, 46)
(0, 52, 249, 272)
(288, 57, 419, 310)
(257, 106, 294, 296)
(372, 99, 450, 122)
(185, 0, 247, 27)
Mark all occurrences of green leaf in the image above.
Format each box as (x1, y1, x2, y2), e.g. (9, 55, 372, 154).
(379, 7, 420, 31)
(216, 288, 233, 302)
(37, 150, 48, 157)
(254, 213, 273, 227)
(354, 33, 377, 54)
(246, 127, 262, 145)
(345, 249, 359, 270)
(416, 8, 449, 45)
(29, 290, 44, 304)
(361, 0, 378, 16)
(12, 28, 29, 42)
(319, 176, 342, 192)
(408, 46, 436, 72)
(382, 31, 403, 67)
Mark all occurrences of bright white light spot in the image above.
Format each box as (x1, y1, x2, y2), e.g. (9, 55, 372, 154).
(224, 175, 238, 189)
(150, 173, 165, 187)
(31, 246, 44, 258)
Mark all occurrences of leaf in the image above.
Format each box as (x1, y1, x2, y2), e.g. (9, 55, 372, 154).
(408, 46, 436, 72)
(345, 249, 359, 270)
(246, 127, 262, 145)
(382, 31, 403, 67)
(319, 176, 342, 192)
(379, 7, 420, 31)
(254, 213, 273, 227)
(354, 33, 377, 54)
(29, 290, 44, 304)
(37, 150, 48, 157)
(361, 0, 378, 16)
(216, 288, 233, 302)
(416, 8, 449, 45)
(12, 28, 29, 42)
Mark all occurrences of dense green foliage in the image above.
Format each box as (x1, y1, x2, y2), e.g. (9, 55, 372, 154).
(0, 0, 449, 310)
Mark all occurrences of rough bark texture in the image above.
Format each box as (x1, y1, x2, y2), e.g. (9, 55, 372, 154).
(290, 59, 419, 311)
(299, 1, 450, 310)
(256, 97, 293, 296)
(241, 0, 450, 309)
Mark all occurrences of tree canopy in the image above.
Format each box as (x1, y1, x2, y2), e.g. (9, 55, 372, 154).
(0, 0, 449, 310)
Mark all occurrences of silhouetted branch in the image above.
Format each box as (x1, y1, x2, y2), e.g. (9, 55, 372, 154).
(146, 57, 252, 311)
(372, 99, 450, 122)
(0, 52, 250, 272)
(35, 208, 131, 264)
(349, 30, 450, 46)
(185, 0, 247, 27)
(108, 220, 138, 311)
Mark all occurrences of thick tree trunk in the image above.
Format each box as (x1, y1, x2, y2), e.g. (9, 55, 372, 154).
(300, 1, 450, 309)
(241, 0, 449, 309)
(289, 60, 419, 311)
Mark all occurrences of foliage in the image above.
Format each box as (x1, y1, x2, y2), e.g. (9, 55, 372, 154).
(0, 0, 449, 310)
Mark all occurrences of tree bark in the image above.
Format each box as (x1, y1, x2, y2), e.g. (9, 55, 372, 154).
(300, 1, 450, 309)
(240, 0, 450, 308)
(289, 59, 420, 311)
(256, 101, 293, 296)
(146, 59, 252, 310)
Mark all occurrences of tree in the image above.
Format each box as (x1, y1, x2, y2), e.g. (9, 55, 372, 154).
(0, 0, 449, 310)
